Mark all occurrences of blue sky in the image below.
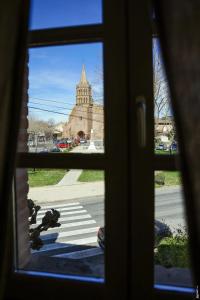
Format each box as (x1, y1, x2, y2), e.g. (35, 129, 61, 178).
(30, 0, 102, 29)
(28, 0, 103, 123)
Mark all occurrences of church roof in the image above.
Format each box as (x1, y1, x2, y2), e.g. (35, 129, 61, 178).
(79, 64, 89, 85)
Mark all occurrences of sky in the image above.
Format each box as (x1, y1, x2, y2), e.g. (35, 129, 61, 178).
(28, 0, 103, 123)
(30, 0, 102, 30)
(28, 1, 172, 124)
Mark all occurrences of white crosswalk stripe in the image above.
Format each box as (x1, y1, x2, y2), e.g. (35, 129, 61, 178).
(37, 209, 87, 218)
(36, 214, 92, 223)
(31, 202, 102, 259)
(38, 205, 83, 214)
(39, 202, 80, 210)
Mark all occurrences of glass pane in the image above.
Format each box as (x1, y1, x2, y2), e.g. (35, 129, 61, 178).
(153, 39, 178, 155)
(30, 0, 102, 30)
(154, 171, 193, 287)
(15, 168, 105, 279)
(19, 43, 104, 153)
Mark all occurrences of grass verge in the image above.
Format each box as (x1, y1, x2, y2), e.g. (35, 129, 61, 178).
(28, 169, 67, 187)
(78, 170, 104, 182)
(155, 150, 177, 155)
(155, 171, 181, 188)
(78, 170, 180, 187)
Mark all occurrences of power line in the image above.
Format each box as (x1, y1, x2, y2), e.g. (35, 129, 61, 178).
(28, 106, 104, 123)
(29, 100, 104, 116)
(29, 96, 104, 106)
(29, 96, 104, 108)
(29, 97, 70, 105)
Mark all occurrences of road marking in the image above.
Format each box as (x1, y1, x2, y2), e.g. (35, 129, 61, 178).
(38, 205, 83, 214)
(36, 214, 92, 223)
(38, 202, 80, 210)
(41, 227, 99, 240)
(32, 236, 97, 253)
(36, 210, 87, 220)
(54, 209, 87, 216)
(53, 247, 103, 259)
(45, 220, 96, 231)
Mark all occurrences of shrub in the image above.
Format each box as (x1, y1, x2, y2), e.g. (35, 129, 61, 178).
(155, 173, 165, 186)
(155, 226, 190, 268)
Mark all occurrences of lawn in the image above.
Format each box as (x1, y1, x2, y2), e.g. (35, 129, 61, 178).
(78, 170, 104, 182)
(78, 170, 180, 187)
(155, 150, 177, 155)
(155, 171, 181, 188)
(28, 169, 67, 187)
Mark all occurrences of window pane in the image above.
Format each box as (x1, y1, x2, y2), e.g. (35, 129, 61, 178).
(154, 171, 193, 287)
(30, 0, 102, 30)
(19, 43, 104, 153)
(153, 39, 178, 155)
(15, 168, 105, 279)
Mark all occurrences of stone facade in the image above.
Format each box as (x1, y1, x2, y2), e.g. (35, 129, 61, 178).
(63, 65, 104, 140)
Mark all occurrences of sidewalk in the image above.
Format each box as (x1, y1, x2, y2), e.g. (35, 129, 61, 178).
(28, 181, 104, 203)
(29, 182, 181, 204)
(56, 169, 82, 186)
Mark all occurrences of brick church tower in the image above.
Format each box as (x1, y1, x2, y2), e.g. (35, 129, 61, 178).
(63, 65, 104, 140)
(76, 65, 93, 106)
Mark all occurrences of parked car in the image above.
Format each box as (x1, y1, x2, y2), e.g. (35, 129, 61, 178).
(56, 139, 71, 149)
(97, 221, 172, 250)
(80, 139, 87, 144)
(170, 142, 177, 151)
(50, 147, 61, 153)
(155, 143, 167, 151)
(97, 227, 105, 250)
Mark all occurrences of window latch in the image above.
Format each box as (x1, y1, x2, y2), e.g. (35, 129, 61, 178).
(136, 96, 146, 148)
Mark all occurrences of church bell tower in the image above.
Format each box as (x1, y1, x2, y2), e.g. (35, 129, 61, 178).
(76, 65, 93, 106)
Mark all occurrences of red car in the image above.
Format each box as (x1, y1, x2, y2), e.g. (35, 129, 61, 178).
(56, 139, 71, 149)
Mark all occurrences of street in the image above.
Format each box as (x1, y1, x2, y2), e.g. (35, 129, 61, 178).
(26, 185, 189, 278)
(31, 186, 186, 258)
(155, 186, 186, 228)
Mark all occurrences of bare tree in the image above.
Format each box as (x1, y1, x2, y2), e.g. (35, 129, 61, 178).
(153, 40, 177, 143)
(28, 114, 56, 141)
(153, 40, 170, 121)
(92, 62, 104, 105)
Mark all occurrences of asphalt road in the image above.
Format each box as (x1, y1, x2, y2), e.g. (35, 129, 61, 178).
(155, 186, 186, 228)
(29, 186, 186, 277)
(37, 186, 186, 232)
(77, 186, 186, 229)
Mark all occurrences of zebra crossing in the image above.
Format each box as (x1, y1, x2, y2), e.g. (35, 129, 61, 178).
(32, 201, 103, 259)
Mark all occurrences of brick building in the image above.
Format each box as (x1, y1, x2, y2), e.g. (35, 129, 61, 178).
(63, 65, 104, 140)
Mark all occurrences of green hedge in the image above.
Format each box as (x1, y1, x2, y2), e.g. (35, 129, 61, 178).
(155, 236, 190, 268)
